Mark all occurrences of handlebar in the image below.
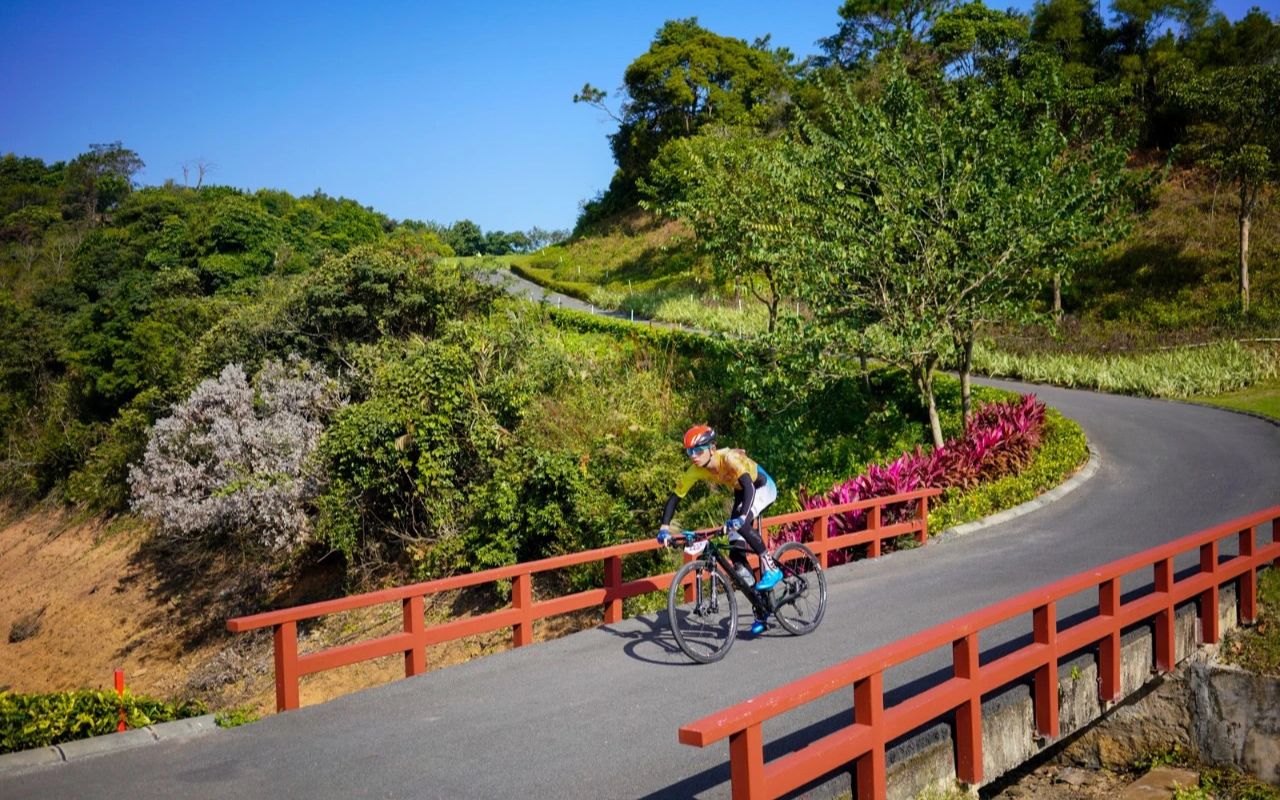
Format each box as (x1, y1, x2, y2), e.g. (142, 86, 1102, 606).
(657, 529, 717, 550)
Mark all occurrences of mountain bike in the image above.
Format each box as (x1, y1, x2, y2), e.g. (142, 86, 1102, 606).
(666, 527, 827, 664)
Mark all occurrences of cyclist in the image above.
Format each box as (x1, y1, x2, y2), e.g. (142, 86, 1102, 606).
(656, 424, 779, 635)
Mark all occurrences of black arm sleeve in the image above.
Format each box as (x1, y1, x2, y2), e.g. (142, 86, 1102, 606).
(736, 473, 756, 520)
(660, 493, 680, 526)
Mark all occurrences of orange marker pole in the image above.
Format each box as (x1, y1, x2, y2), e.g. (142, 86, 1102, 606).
(114, 669, 126, 732)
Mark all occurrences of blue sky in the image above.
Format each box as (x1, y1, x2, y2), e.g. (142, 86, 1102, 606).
(2, 1, 1275, 234)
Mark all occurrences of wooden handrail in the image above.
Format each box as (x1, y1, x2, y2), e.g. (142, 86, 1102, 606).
(228, 488, 942, 712)
(678, 505, 1280, 800)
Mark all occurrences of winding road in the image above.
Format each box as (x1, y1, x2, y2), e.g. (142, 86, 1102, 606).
(5, 277, 1279, 799)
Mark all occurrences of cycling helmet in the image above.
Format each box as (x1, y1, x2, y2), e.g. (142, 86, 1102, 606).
(683, 424, 716, 449)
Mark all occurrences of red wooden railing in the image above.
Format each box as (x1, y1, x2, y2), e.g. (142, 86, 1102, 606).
(678, 505, 1280, 800)
(228, 489, 942, 712)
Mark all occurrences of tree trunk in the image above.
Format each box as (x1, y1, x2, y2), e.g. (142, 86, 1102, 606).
(1052, 273, 1062, 320)
(913, 359, 943, 448)
(1239, 202, 1251, 314)
(859, 352, 871, 394)
(959, 333, 974, 426)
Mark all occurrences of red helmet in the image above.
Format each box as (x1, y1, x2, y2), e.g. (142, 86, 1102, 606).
(683, 424, 716, 449)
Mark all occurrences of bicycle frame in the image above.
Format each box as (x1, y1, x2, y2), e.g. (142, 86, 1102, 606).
(686, 537, 775, 621)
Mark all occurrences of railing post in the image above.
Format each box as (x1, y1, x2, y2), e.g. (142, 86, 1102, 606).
(1272, 516, 1279, 568)
(604, 555, 623, 624)
(868, 505, 881, 558)
(513, 572, 534, 648)
(273, 621, 300, 712)
(1033, 602, 1059, 739)
(1199, 540, 1220, 644)
(917, 494, 929, 545)
(403, 595, 427, 677)
(953, 633, 983, 786)
(728, 723, 766, 800)
(1154, 558, 1176, 671)
(854, 672, 886, 800)
(1239, 527, 1258, 624)
(814, 514, 829, 569)
(1098, 579, 1121, 702)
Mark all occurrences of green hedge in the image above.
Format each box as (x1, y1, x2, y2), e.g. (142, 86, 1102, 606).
(0, 690, 207, 754)
(928, 408, 1088, 533)
(509, 262, 596, 303)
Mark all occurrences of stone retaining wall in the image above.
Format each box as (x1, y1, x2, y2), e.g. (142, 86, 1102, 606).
(863, 582, 1269, 800)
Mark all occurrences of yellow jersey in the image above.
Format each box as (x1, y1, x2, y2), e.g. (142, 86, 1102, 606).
(673, 449, 759, 498)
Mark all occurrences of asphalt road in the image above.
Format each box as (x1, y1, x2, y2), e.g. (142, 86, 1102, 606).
(6, 300, 1279, 799)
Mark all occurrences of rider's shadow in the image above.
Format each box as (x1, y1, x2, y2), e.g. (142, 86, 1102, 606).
(599, 608, 765, 666)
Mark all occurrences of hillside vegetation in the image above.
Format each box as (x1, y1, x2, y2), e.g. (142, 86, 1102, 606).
(2, 146, 1051, 607)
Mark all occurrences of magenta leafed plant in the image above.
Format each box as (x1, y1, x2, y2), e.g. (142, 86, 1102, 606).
(774, 395, 1045, 564)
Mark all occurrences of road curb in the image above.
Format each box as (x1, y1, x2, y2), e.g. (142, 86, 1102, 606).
(0, 714, 220, 777)
(934, 443, 1101, 542)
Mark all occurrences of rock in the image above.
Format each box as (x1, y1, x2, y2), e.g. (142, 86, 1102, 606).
(1056, 767, 1090, 787)
(1117, 767, 1199, 800)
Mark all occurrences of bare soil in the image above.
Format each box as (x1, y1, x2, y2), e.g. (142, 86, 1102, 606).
(985, 763, 1134, 800)
(0, 506, 588, 716)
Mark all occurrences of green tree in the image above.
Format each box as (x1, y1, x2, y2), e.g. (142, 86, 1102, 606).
(929, 1, 1030, 78)
(1110, 0, 1210, 57)
(789, 66, 1130, 440)
(575, 18, 797, 211)
(648, 130, 810, 333)
(61, 142, 144, 225)
(1179, 7, 1280, 69)
(1172, 64, 1280, 313)
(1029, 0, 1108, 81)
(818, 0, 959, 67)
(443, 219, 484, 256)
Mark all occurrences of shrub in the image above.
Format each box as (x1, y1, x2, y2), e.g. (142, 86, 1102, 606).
(775, 395, 1048, 562)
(973, 340, 1279, 398)
(0, 690, 206, 754)
(927, 409, 1087, 532)
(65, 388, 163, 512)
(129, 358, 343, 554)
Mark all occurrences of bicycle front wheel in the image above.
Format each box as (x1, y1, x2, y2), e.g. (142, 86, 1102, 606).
(668, 560, 739, 663)
(772, 542, 827, 635)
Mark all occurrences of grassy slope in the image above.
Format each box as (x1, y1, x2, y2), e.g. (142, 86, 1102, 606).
(1197, 377, 1280, 420)
(1066, 167, 1279, 345)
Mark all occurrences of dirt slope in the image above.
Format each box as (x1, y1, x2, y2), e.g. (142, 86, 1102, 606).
(0, 506, 555, 715)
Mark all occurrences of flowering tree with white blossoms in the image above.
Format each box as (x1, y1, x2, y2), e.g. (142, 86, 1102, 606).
(129, 358, 344, 554)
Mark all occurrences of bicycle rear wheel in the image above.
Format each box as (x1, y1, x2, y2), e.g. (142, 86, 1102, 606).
(772, 542, 827, 635)
(668, 560, 738, 663)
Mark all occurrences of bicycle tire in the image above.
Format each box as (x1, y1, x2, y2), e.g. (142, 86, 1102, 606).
(772, 542, 827, 635)
(668, 559, 739, 663)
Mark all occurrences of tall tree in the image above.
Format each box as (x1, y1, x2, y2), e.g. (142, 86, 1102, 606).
(929, 1, 1030, 78)
(1172, 64, 1280, 313)
(1029, 0, 1108, 80)
(648, 130, 811, 333)
(818, 0, 958, 67)
(443, 219, 484, 257)
(787, 66, 1130, 441)
(62, 142, 144, 225)
(574, 18, 797, 210)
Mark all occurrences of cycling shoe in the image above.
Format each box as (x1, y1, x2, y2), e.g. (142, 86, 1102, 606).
(754, 568, 782, 592)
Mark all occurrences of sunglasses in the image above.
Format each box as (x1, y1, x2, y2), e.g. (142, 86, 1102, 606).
(685, 445, 711, 457)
